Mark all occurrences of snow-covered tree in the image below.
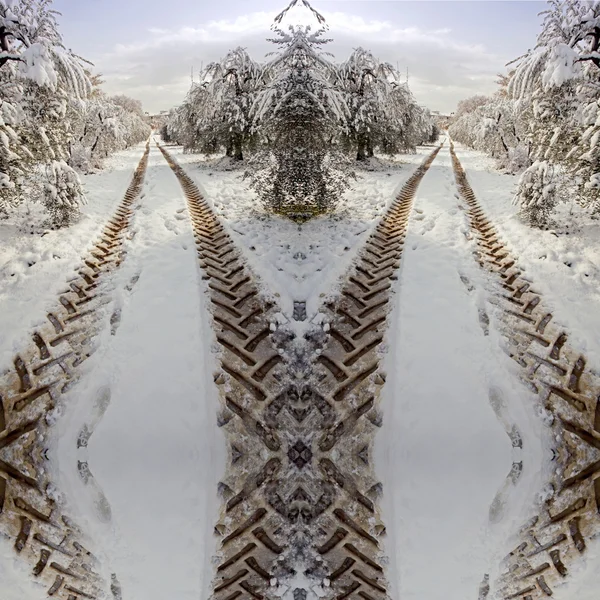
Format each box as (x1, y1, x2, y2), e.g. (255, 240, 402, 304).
(449, 92, 531, 173)
(509, 0, 600, 223)
(451, 1, 600, 226)
(0, 0, 90, 221)
(335, 48, 434, 160)
(246, 1, 353, 217)
(514, 160, 563, 227)
(165, 0, 436, 219)
(165, 50, 265, 159)
(0, 0, 149, 226)
(202, 48, 265, 160)
(110, 94, 144, 117)
(164, 85, 207, 151)
(335, 48, 392, 160)
(68, 93, 150, 172)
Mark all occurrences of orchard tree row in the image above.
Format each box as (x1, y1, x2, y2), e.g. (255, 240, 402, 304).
(165, 0, 437, 219)
(449, 0, 600, 227)
(0, 0, 150, 227)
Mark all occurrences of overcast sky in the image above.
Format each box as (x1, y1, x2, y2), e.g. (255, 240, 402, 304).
(52, 0, 547, 114)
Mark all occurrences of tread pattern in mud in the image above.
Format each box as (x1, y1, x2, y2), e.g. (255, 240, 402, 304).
(158, 143, 442, 600)
(450, 141, 600, 600)
(0, 143, 149, 600)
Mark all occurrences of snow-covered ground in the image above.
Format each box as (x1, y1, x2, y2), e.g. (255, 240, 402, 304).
(0, 541, 47, 600)
(172, 147, 435, 320)
(50, 146, 225, 600)
(0, 143, 148, 373)
(453, 143, 600, 367)
(1, 139, 597, 600)
(376, 144, 549, 600)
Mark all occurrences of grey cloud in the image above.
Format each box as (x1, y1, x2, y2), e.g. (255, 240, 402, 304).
(94, 15, 509, 114)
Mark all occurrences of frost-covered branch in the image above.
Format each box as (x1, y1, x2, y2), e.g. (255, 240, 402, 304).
(0, 0, 150, 226)
(450, 0, 600, 227)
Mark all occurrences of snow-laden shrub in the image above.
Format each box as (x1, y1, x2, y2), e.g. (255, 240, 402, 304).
(502, 143, 532, 173)
(0, 1, 149, 226)
(42, 160, 85, 226)
(515, 161, 562, 227)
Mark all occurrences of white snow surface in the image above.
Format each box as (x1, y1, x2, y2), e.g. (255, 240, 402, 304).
(376, 145, 549, 600)
(453, 143, 600, 367)
(50, 146, 224, 600)
(0, 143, 148, 373)
(0, 537, 46, 600)
(1, 138, 597, 600)
(171, 147, 432, 329)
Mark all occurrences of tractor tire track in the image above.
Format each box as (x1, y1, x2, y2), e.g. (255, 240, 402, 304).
(310, 143, 443, 599)
(0, 142, 150, 600)
(449, 140, 600, 600)
(157, 142, 442, 600)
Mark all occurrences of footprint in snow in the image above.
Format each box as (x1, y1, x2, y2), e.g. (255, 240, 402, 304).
(163, 217, 180, 235)
(487, 386, 524, 524)
(76, 386, 113, 523)
(77, 386, 112, 448)
(420, 216, 437, 234)
(459, 273, 475, 292)
(125, 272, 140, 292)
(110, 273, 141, 335)
(488, 460, 523, 524)
(77, 460, 112, 523)
(478, 308, 490, 336)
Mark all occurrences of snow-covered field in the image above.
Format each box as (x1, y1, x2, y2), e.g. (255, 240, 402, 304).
(0, 143, 148, 373)
(173, 147, 433, 320)
(1, 139, 598, 599)
(376, 145, 549, 600)
(49, 147, 225, 600)
(454, 143, 600, 367)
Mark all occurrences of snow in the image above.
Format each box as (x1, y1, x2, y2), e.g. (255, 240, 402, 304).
(1, 136, 597, 599)
(172, 147, 434, 327)
(452, 142, 600, 367)
(552, 534, 600, 600)
(0, 538, 46, 600)
(50, 145, 224, 600)
(542, 44, 580, 90)
(376, 144, 548, 600)
(0, 143, 147, 373)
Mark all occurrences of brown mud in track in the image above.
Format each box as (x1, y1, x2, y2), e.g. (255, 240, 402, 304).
(158, 142, 442, 600)
(450, 140, 600, 600)
(0, 142, 150, 600)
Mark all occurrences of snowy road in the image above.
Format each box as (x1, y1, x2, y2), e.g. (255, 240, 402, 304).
(377, 145, 546, 600)
(51, 146, 224, 600)
(2, 141, 596, 600)
(0, 144, 148, 373)
(455, 143, 600, 368)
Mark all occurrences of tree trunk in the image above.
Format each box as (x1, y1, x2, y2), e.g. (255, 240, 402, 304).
(225, 142, 233, 157)
(91, 135, 101, 154)
(366, 137, 374, 158)
(356, 136, 367, 161)
(233, 133, 243, 161)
